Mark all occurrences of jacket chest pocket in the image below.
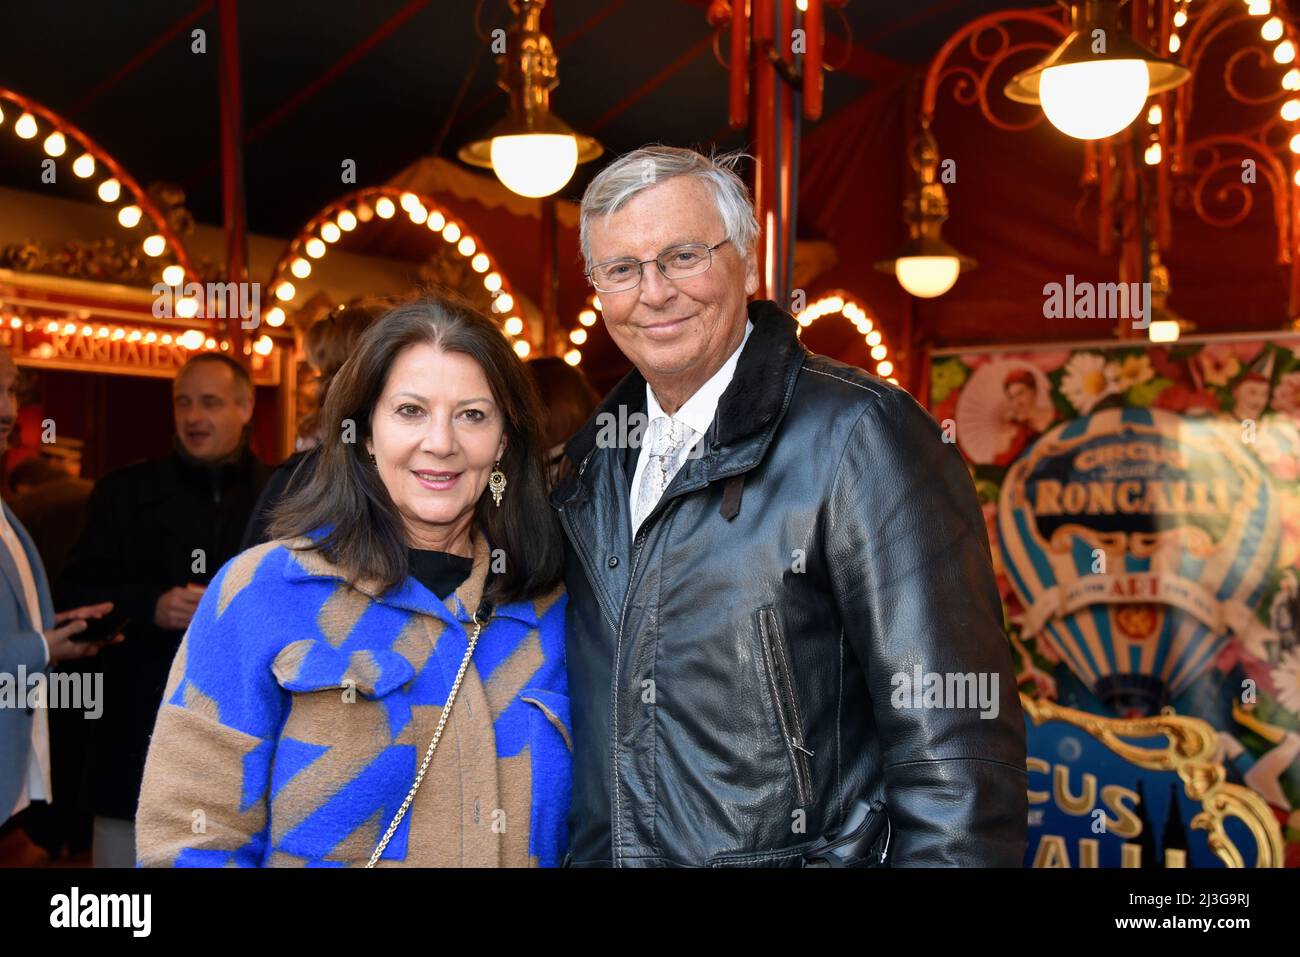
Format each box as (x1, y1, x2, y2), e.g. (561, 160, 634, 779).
(755, 606, 816, 808)
(270, 639, 418, 863)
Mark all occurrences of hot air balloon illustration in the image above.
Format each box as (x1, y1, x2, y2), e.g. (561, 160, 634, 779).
(999, 407, 1280, 716)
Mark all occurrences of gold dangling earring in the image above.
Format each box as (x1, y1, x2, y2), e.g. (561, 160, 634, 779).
(488, 460, 507, 507)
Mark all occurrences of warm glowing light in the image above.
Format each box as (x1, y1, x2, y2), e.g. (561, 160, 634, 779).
(471, 253, 490, 272)
(866, 330, 883, 347)
(1284, 99, 1300, 122)
(320, 222, 342, 242)
(305, 238, 326, 258)
(1173, 9, 1187, 28)
(1247, 0, 1271, 15)
(117, 204, 142, 227)
(570, 328, 588, 345)
(513, 340, 531, 358)
(894, 256, 961, 298)
(1168, 34, 1181, 54)
(337, 210, 357, 231)
(1290, 132, 1300, 152)
(175, 297, 199, 319)
(1148, 319, 1181, 343)
(870, 344, 888, 361)
(97, 178, 121, 203)
(1144, 141, 1162, 165)
(1263, 16, 1285, 41)
(493, 293, 514, 313)
(877, 360, 894, 377)
(162, 264, 185, 286)
(275, 282, 296, 302)
(1286, 68, 1300, 90)
(42, 131, 66, 156)
(428, 211, 446, 232)
(504, 316, 525, 336)
(1148, 104, 1163, 125)
(484, 272, 503, 292)
(408, 204, 428, 225)
(290, 257, 311, 279)
(579, 308, 597, 326)
(265, 306, 286, 327)
(400, 192, 419, 211)
(564, 349, 582, 366)
(375, 197, 396, 218)
(142, 234, 166, 257)
(1277, 41, 1297, 64)
(72, 153, 94, 177)
(204, 337, 217, 350)
(457, 236, 476, 256)
(15, 113, 37, 139)
(443, 222, 462, 243)
(592, 296, 602, 311)
(178, 329, 205, 350)
(490, 134, 578, 197)
(1038, 59, 1151, 140)
(253, 335, 274, 356)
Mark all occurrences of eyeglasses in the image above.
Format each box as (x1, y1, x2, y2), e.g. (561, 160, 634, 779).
(587, 239, 730, 293)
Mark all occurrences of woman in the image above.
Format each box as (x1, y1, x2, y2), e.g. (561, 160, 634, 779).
(240, 304, 376, 549)
(136, 294, 569, 867)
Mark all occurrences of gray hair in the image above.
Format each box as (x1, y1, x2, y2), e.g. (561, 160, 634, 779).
(579, 145, 759, 270)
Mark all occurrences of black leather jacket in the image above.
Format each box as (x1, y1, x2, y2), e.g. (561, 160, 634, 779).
(552, 300, 1028, 867)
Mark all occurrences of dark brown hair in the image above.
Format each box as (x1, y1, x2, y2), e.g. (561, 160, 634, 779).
(299, 305, 376, 442)
(269, 293, 563, 605)
(527, 356, 601, 450)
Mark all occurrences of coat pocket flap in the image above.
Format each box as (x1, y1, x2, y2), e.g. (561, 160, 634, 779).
(519, 688, 572, 752)
(271, 639, 414, 699)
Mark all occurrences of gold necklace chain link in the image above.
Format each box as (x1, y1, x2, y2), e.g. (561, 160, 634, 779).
(366, 609, 485, 868)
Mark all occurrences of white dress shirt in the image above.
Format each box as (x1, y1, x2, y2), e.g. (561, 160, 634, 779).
(630, 319, 753, 534)
(0, 504, 52, 820)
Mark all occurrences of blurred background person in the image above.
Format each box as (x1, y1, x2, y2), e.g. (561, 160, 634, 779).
(527, 356, 601, 487)
(58, 352, 271, 868)
(0, 345, 120, 867)
(241, 304, 375, 549)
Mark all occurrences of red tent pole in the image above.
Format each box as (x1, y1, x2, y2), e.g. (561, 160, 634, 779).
(217, 0, 250, 361)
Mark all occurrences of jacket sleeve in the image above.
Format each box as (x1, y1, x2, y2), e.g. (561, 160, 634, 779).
(825, 386, 1028, 866)
(135, 549, 284, 867)
(57, 472, 159, 639)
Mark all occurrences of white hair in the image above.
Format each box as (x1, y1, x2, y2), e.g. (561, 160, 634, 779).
(579, 145, 759, 270)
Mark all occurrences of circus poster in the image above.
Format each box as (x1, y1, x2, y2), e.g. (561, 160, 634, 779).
(929, 334, 1300, 868)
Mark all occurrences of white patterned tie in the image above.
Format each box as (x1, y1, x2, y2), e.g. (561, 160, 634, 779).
(633, 417, 693, 534)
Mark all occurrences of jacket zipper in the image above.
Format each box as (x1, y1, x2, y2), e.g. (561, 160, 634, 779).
(757, 606, 816, 807)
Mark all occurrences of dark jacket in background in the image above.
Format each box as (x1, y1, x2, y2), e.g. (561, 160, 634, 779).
(239, 447, 317, 550)
(57, 440, 272, 820)
(10, 476, 93, 585)
(552, 300, 1027, 867)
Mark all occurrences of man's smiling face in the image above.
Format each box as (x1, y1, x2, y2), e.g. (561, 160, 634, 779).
(587, 176, 758, 407)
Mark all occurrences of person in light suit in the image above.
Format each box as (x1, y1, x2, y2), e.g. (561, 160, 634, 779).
(0, 345, 120, 864)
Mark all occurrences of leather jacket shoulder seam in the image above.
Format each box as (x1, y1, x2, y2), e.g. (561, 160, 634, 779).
(802, 365, 885, 397)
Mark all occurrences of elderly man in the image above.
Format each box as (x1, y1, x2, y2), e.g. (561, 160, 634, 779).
(552, 146, 1027, 867)
(59, 352, 271, 867)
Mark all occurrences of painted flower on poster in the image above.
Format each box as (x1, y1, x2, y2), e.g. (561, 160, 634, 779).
(1060, 352, 1121, 415)
(1199, 344, 1244, 386)
(1272, 648, 1300, 717)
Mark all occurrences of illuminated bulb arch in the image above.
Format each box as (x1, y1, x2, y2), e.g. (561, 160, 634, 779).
(267, 187, 524, 341)
(558, 294, 603, 365)
(0, 87, 198, 284)
(794, 291, 900, 386)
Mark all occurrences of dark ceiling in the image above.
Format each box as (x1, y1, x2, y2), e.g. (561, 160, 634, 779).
(0, 0, 1041, 239)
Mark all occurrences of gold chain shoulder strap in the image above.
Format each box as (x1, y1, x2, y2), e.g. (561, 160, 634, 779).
(366, 608, 486, 868)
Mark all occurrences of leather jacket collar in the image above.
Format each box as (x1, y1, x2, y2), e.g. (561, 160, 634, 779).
(554, 300, 806, 505)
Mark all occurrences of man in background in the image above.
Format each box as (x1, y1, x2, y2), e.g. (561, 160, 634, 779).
(60, 352, 271, 867)
(0, 345, 119, 865)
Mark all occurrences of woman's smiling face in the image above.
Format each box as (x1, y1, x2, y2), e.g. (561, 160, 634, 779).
(367, 342, 506, 551)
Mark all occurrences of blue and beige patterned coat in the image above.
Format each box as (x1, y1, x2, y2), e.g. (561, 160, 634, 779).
(135, 529, 570, 867)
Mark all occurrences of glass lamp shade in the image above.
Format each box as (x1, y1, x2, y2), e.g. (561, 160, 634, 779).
(1038, 59, 1151, 140)
(489, 134, 579, 198)
(895, 256, 962, 298)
